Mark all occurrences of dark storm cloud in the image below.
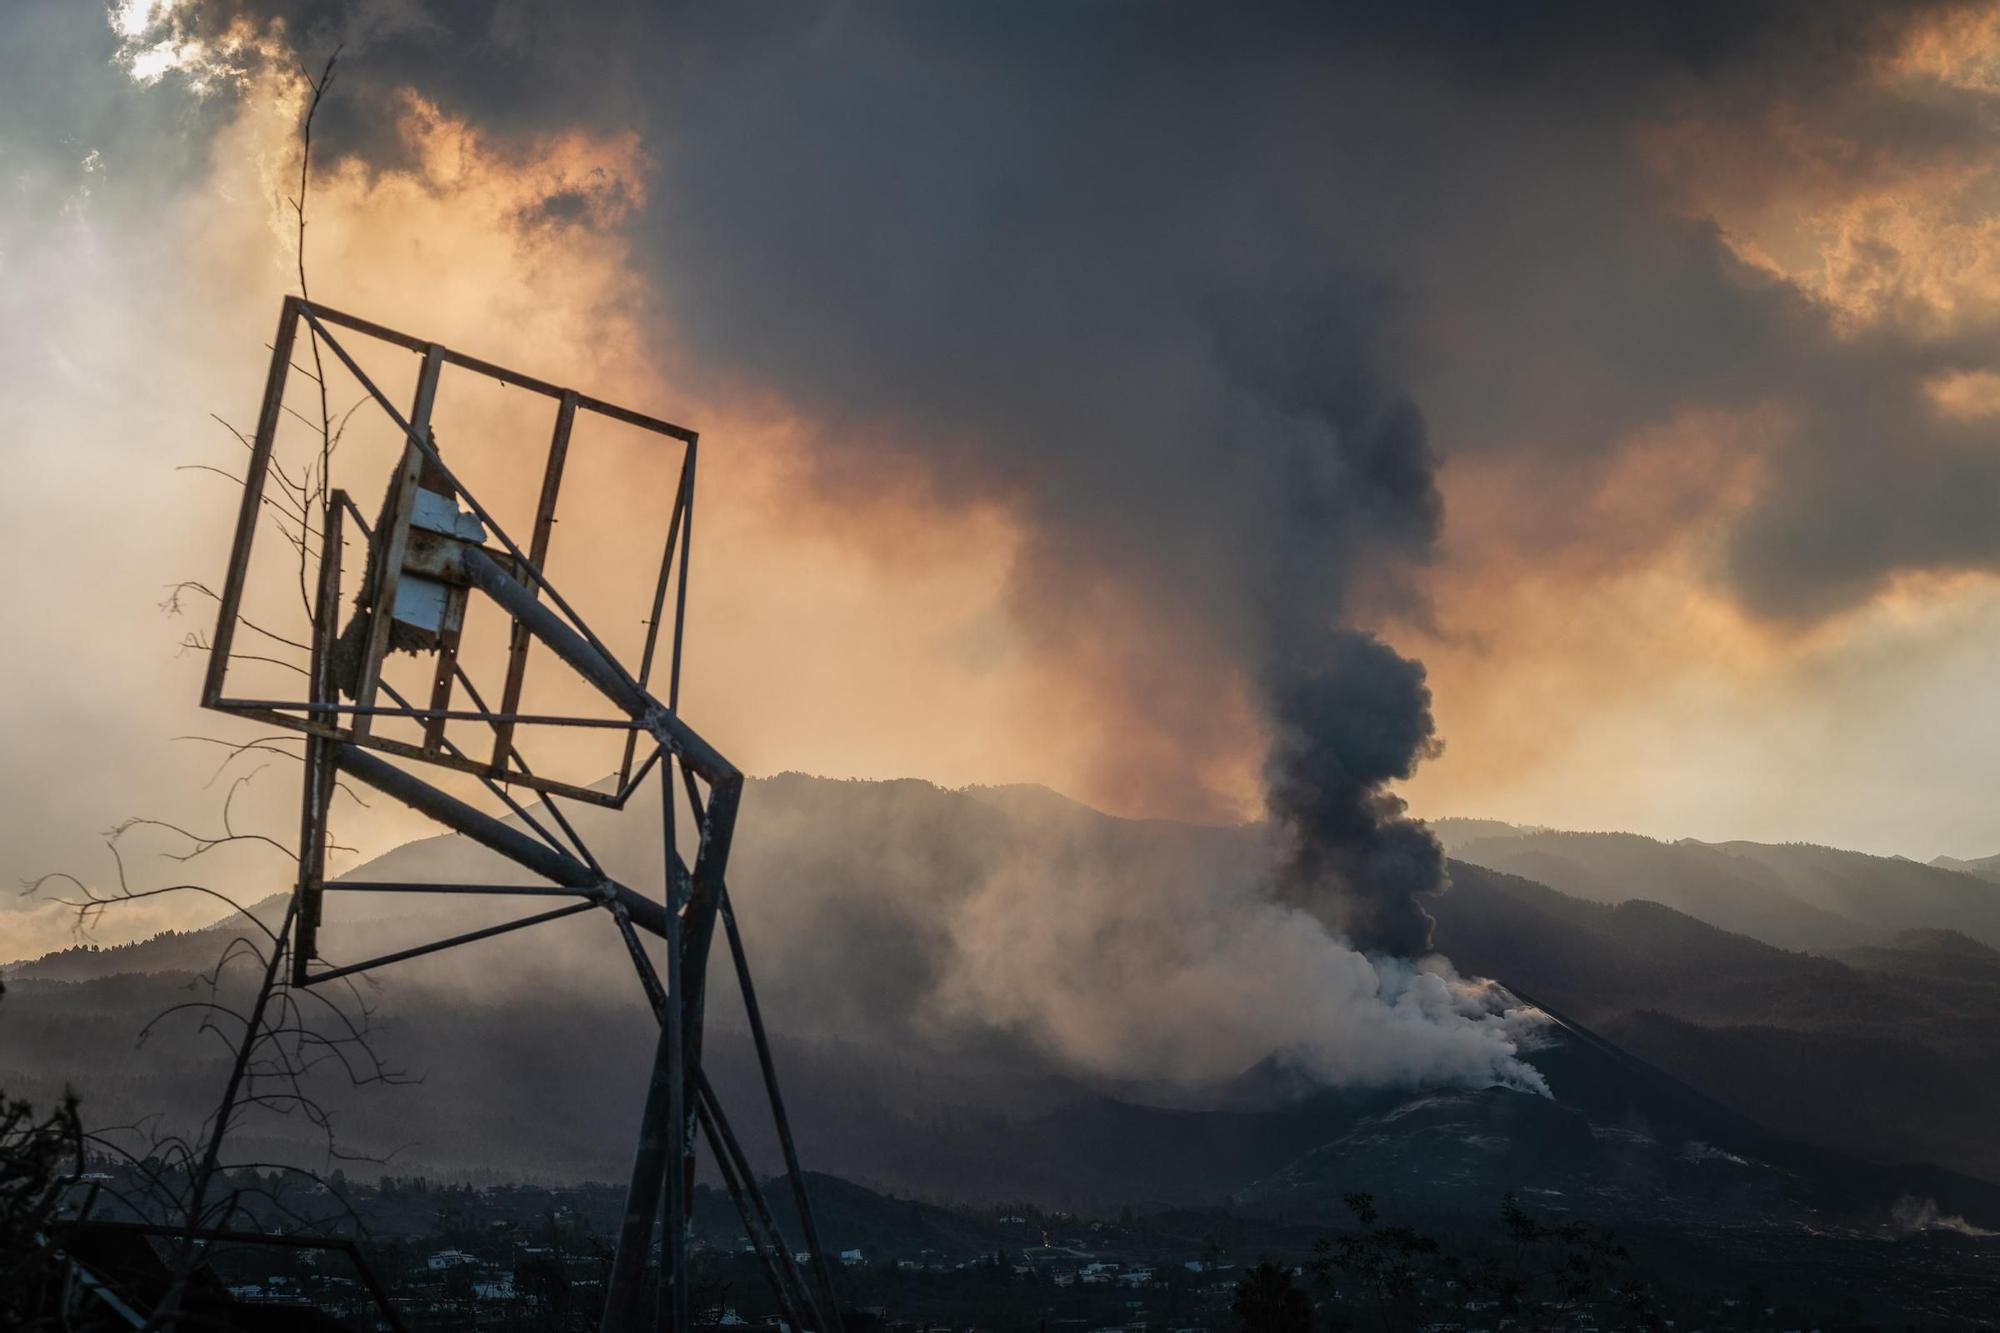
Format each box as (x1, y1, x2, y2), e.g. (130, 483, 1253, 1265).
(158, 1, 2000, 942)
(184, 1, 2000, 611)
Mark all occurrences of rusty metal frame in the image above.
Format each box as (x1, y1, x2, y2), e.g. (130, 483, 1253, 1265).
(347, 343, 440, 742)
(204, 296, 697, 805)
(194, 299, 845, 1332)
(490, 389, 577, 768)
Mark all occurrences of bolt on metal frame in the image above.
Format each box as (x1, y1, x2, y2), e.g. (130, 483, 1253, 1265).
(201, 296, 846, 1331)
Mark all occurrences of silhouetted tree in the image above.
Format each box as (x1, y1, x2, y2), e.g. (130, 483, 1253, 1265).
(1234, 1259, 1312, 1332)
(0, 981, 84, 1332)
(1487, 1191, 1657, 1325)
(1310, 1192, 1446, 1332)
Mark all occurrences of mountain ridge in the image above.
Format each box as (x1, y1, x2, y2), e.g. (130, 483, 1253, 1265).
(1439, 819, 2000, 952)
(8, 774, 2000, 1211)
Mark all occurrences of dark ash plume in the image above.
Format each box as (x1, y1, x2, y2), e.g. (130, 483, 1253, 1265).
(1207, 293, 1451, 956)
(1265, 632, 1446, 957)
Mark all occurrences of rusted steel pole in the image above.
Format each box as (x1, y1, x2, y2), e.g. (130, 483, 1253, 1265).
(697, 1096, 807, 1326)
(614, 902, 806, 1330)
(661, 760, 689, 1333)
(492, 390, 578, 769)
(458, 547, 741, 786)
(696, 1070, 827, 1331)
(604, 763, 692, 1332)
(602, 987, 682, 1331)
(293, 497, 343, 984)
(204, 297, 299, 706)
(677, 776, 843, 1329)
(721, 888, 846, 1330)
(302, 902, 595, 986)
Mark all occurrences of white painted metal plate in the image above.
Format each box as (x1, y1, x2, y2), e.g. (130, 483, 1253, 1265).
(410, 488, 487, 541)
(392, 574, 453, 633)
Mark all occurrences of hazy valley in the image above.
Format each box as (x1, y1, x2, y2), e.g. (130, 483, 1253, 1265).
(9, 775, 2000, 1229)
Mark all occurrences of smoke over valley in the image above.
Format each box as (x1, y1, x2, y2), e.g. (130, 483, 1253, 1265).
(299, 774, 1547, 1098)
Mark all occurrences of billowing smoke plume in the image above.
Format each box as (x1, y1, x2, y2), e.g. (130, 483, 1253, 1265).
(1204, 288, 1453, 957)
(316, 771, 1548, 1096)
(1266, 634, 1446, 956)
(111, 0, 2000, 1087)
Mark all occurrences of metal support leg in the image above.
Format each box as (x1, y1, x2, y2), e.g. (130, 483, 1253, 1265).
(723, 887, 846, 1328)
(603, 995, 681, 1330)
(603, 764, 690, 1331)
(697, 1071, 825, 1330)
(697, 1098, 804, 1323)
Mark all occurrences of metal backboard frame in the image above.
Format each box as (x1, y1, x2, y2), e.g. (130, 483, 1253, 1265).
(203, 296, 696, 808)
(195, 297, 846, 1332)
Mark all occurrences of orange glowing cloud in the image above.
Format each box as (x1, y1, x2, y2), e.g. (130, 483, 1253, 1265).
(166, 66, 1203, 850)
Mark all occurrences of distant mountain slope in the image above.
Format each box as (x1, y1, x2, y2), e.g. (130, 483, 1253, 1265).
(1446, 830, 1872, 951)
(1932, 851, 2000, 883)
(1239, 1023, 2000, 1233)
(1835, 928, 2000, 985)
(1439, 822, 2000, 952)
(8, 776, 2000, 1197)
(1433, 862, 2000, 1178)
(1715, 839, 2000, 944)
(1432, 861, 1858, 1027)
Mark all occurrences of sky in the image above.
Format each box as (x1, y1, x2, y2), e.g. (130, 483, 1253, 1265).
(12, 1, 2000, 957)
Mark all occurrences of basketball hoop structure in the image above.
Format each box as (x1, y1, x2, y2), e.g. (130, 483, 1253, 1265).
(201, 296, 844, 1331)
